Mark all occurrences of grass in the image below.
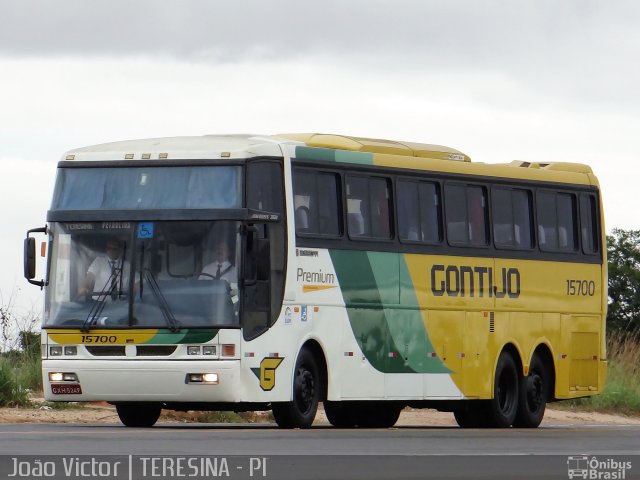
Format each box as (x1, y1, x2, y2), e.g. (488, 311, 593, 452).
(558, 333, 640, 415)
(0, 357, 30, 407)
(0, 345, 41, 407)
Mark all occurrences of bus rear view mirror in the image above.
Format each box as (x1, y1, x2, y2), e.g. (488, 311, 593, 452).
(24, 237, 36, 279)
(24, 226, 47, 288)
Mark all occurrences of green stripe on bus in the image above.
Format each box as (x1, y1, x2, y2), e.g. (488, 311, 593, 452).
(295, 146, 373, 165)
(145, 329, 218, 344)
(330, 250, 449, 374)
(335, 150, 373, 165)
(330, 249, 411, 372)
(396, 255, 451, 373)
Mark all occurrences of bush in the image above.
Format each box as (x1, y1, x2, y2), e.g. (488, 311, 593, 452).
(16, 354, 42, 393)
(0, 358, 30, 407)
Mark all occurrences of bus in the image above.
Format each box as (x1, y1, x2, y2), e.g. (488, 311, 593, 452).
(24, 133, 607, 429)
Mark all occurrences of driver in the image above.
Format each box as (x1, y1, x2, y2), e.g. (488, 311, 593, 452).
(199, 240, 237, 285)
(78, 238, 131, 299)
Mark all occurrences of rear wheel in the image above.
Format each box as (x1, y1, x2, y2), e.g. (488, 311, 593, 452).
(324, 401, 356, 428)
(484, 352, 519, 428)
(453, 402, 486, 428)
(272, 348, 320, 429)
(115, 403, 161, 427)
(514, 354, 549, 428)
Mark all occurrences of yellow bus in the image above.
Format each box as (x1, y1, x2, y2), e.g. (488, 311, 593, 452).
(25, 133, 606, 428)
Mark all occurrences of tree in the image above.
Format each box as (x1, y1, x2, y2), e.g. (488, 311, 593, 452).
(607, 228, 640, 334)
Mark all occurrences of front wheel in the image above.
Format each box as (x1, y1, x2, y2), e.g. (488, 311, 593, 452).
(272, 348, 320, 428)
(115, 402, 161, 427)
(514, 354, 549, 428)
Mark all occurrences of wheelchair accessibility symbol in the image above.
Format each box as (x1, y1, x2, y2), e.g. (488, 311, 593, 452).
(137, 222, 154, 239)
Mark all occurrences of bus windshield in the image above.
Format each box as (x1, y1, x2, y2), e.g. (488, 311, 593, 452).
(45, 220, 240, 329)
(52, 166, 242, 210)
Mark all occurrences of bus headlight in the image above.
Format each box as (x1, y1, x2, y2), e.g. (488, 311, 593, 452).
(49, 372, 78, 382)
(187, 346, 201, 356)
(186, 373, 219, 384)
(50, 346, 63, 356)
(64, 346, 77, 356)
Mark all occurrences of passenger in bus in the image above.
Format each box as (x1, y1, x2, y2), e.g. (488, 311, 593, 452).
(77, 238, 131, 300)
(199, 240, 237, 285)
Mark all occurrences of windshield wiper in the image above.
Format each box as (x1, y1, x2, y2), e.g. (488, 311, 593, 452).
(80, 268, 120, 332)
(143, 268, 181, 332)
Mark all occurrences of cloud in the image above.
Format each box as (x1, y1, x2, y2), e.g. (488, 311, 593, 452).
(2, 0, 638, 114)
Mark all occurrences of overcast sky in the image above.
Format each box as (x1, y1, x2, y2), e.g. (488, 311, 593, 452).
(1, 0, 639, 319)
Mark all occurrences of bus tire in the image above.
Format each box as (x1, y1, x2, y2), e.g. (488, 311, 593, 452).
(355, 403, 402, 428)
(272, 348, 320, 429)
(115, 403, 161, 427)
(453, 402, 486, 428)
(514, 354, 548, 428)
(485, 351, 519, 428)
(324, 401, 356, 428)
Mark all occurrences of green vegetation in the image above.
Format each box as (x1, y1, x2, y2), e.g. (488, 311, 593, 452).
(607, 229, 640, 335)
(0, 357, 30, 407)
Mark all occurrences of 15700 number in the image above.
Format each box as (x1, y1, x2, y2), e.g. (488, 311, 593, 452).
(81, 335, 117, 343)
(566, 280, 596, 296)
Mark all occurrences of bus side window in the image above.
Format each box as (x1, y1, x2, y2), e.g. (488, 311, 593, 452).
(580, 194, 599, 254)
(537, 191, 577, 252)
(492, 188, 533, 249)
(445, 184, 487, 246)
(245, 160, 286, 338)
(292, 169, 341, 236)
(346, 175, 392, 240)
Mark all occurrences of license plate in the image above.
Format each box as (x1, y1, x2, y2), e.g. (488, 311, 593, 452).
(51, 384, 82, 395)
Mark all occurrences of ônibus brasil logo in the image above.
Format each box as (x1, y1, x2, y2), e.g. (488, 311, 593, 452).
(567, 456, 632, 479)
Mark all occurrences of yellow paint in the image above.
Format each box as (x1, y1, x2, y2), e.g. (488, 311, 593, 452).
(48, 329, 158, 345)
(403, 254, 605, 399)
(259, 357, 284, 391)
(303, 285, 338, 293)
(372, 152, 593, 186)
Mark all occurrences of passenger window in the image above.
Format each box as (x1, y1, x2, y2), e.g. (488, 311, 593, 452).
(492, 188, 533, 249)
(580, 194, 599, 254)
(292, 170, 341, 237)
(444, 184, 488, 246)
(537, 191, 577, 252)
(346, 175, 392, 239)
(397, 180, 441, 243)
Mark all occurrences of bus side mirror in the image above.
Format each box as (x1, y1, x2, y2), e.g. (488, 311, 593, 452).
(24, 226, 47, 288)
(24, 237, 36, 279)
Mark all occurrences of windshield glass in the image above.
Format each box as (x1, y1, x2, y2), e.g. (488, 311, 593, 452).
(45, 221, 240, 329)
(51, 166, 241, 210)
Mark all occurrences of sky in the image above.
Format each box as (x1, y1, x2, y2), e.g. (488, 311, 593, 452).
(1, 0, 639, 321)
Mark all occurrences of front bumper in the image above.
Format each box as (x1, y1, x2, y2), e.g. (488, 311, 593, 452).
(43, 359, 242, 403)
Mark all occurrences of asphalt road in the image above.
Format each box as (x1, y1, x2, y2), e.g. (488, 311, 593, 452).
(1, 423, 639, 479)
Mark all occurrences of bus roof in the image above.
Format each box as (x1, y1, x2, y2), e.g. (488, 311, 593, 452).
(61, 133, 596, 186)
(63, 134, 291, 162)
